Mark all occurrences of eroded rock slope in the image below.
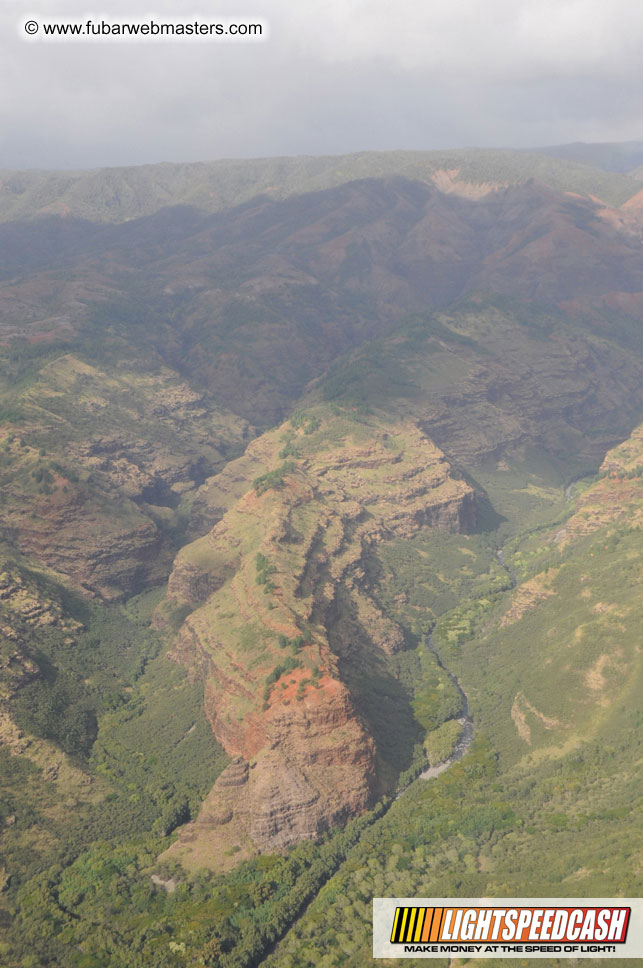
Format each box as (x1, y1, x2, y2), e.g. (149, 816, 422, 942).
(159, 412, 474, 864)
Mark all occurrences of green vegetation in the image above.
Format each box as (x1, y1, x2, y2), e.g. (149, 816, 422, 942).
(3, 406, 642, 968)
(91, 643, 229, 830)
(255, 553, 277, 595)
(3, 148, 643, 968)
(289, 410, 321, 435)
(9, 588, 161, 758)
(374, 532, 504, 636)
(0, 577, 229, 961)
(322, 336, 420, 407)
(263, 657, 303, 703)
(1, 146, 640, 226)
(5, 797, 392, 968)
(277, 633, 306, 653)
(424, 719, 463, 766)
(255, 554, 274, 578)
(405, 642, 463, 732)
(253, 461, 296, 495)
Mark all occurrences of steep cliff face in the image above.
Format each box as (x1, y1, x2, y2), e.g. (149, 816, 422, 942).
(316, 298, 643, 473)
(167, 676, 376, 868)
(555, 422, 643, 544)
(2, 488, 167, 601)
(0, 356, 249, 600)
(454, 422, 643, 769)
(162, 412, 474, 864)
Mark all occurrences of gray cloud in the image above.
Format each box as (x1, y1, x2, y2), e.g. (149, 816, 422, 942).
(2, 0, 643, 170)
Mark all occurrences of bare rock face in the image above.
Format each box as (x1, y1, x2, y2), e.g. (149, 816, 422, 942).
(168, 675, 375, 868)
(163, 412, 475, 864)
(166, 556, 227, 608)
(2, 487, 168, 601)
(251, 682, 375, 844)
(555, 422, 643, 545)
(0, 355, 250, 602)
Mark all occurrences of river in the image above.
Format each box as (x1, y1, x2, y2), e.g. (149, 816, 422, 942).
(418, 634, 474, 781)
(416, 543, 518, 782)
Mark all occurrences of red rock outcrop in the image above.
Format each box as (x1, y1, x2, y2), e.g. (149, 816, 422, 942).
(171, 673, 375, 863)
(162, 413, 475, 865)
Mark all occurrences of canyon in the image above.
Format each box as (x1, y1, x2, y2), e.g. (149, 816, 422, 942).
(1, 145, 643, 966)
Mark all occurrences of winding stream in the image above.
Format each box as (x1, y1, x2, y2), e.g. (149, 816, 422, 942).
(416, 544, 518, 783)
(418, 635, 474, 781)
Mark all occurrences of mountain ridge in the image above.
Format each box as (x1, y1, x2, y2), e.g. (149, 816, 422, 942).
(0, 143, 642, 966)
(1, 144, 642, 225)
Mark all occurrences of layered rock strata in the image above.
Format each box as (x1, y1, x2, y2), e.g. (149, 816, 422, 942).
(163, 413, 475, 865)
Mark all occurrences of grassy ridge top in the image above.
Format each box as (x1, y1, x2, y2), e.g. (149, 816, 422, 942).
(1, 146, 640, 224)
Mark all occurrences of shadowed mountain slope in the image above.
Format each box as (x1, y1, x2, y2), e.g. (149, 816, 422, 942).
(1, 150, 643, 965)
(1, 144, 641, 225)
(1, 176, 643, 605)
(3, 174, 643, 426)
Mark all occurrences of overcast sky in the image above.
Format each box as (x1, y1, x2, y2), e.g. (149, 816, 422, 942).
(2, 0, 643, 170)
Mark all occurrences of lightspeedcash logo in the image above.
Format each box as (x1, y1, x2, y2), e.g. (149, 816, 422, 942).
(373, 898, 643, 959)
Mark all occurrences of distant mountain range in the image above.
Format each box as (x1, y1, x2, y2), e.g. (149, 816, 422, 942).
(1, 142, 642, 967)
(528, 138, 643, 173)
(2, 142, 643, 225)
